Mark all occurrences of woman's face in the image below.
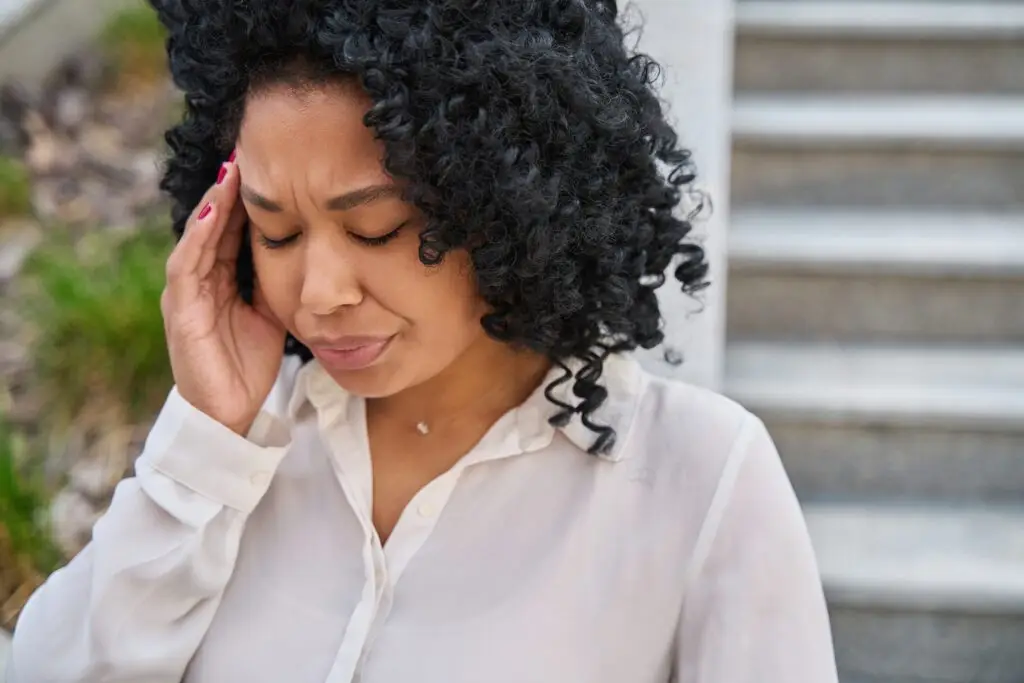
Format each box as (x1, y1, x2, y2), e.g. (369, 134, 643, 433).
(236, 83, 489, 397)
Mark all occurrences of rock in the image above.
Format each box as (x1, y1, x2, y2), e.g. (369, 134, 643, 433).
(30, 181, 60, 221)
(78, 123, 125, 165)
(0, 341, 28, 377)
(55, 194, 95, 225)
(49, 488, 103, 558)
(0, 221, 42, 286)
(67, 423, 138, 501)
(68, 459, 120, 502)
(52, 87, 92, 134)
(23, 121, 78, 176)
(46, 415, 150, 558)
(62, 48, 113, 93)
(0, 84, 33, 156)
(39, 50, 111, 131)
(3, 390, 42, 429)
(0, 46, 178, 563)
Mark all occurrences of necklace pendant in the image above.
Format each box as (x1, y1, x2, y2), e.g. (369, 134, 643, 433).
(416, 421, 430, 436)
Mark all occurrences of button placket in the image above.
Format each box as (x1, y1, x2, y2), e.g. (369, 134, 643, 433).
(320, 400, 389, 683)
(323, 535, 383, 683)
(382, 472, 463, 590)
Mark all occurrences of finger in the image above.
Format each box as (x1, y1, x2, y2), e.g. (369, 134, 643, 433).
(165, 199, 219, 290)
(216, 195, 248, 264)
(166, 160, 233, 280)
(197, 162, 243, 275)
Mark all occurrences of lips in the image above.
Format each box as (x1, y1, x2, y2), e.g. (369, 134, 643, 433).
(308, 335, 395, 371)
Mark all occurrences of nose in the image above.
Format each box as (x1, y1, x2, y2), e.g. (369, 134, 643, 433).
(300, 235, 363, 316)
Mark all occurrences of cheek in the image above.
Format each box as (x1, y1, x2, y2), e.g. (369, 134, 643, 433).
(389, 251, 484, 336)
(249, 240, 301, 323)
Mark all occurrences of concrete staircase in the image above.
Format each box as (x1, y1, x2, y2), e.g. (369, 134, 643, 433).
(724, 2, 1024, 682)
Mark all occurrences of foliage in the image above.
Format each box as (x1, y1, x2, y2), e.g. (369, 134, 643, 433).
(0, 156, 32, 219)
(100, 3, 168, 87)
(22, 225, 173, 426)
(0, 419, 62, 578)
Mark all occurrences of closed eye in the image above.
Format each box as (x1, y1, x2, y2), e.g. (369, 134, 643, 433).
(257, 232, 300, 250)
(350, 222, 407, 247)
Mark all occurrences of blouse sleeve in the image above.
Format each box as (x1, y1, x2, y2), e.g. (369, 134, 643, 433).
(7, 387, 291, 683)
(674, 415, 838, 683)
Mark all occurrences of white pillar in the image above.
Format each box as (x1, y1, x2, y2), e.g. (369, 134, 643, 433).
(631, 0, 735, 392)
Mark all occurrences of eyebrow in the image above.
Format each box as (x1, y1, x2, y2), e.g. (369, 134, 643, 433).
(239, 183, 404, 213)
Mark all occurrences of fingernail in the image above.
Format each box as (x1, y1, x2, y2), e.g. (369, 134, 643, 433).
(198, 204, 212, 220)
(216, 164, 228, 184)
(228, 149, 237, 163)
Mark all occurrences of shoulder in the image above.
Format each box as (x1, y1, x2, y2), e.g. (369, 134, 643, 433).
(588, 357, 798, 583)
(623, 362, 767, 465)
(617, 360, 777, 510)
(639, 369, 752, 435)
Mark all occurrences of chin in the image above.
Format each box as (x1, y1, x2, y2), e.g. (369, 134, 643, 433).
(320, 363, 413, 399)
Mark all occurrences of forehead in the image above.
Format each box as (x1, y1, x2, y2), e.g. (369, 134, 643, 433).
(237, 83, 389, 190)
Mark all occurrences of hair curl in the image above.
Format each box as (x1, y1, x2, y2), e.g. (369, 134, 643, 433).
(151, 0, 708, 454)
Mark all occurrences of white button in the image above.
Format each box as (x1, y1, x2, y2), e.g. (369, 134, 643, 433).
(249, 471, 271, 487)
(417, 502, 437, 518)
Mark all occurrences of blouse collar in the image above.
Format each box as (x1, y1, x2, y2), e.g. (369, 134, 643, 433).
(287, 352, 644, 463)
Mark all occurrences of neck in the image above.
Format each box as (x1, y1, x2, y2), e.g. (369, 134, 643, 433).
(368, 337, 551, 430)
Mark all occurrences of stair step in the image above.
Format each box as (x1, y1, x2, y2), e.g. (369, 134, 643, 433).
(733, 96, 1024, 149)
(737, 0, 1024, 97)
(732, 97, 1024, 208)
(730, 209, 1024, 276)
(725, 343, 1024, 503)
(727, 210, 1024, 342)
(726, 342, 1024, 428)
(809, 503, 1024, 610)
(807, 502, 1024, 683)
(737, 1, 1024, 38)
(736, 32, 1024, 95)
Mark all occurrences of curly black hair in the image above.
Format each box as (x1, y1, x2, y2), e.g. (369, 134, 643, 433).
(151, 0, 708, 455)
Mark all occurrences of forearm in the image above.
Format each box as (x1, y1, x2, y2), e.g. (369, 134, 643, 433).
(8, 388, 289, 683)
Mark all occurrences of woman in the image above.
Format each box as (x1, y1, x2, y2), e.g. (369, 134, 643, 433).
(9, 0, 837, 681)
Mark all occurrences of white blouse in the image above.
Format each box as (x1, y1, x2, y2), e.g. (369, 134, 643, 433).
(8, 353, 837, 683)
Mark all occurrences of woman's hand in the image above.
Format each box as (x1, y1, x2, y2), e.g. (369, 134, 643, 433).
(161, 156, 287, 436)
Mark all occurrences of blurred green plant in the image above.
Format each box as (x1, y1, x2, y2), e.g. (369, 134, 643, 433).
(0, 420, 62, 577)
(0, 156, 32, 219)
(100, 3, 168, 87)
(22, 226, 173, 425)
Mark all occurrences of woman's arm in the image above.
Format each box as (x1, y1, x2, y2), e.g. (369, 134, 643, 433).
(8, 387, 290, 683)
(674, 416, 838, 683)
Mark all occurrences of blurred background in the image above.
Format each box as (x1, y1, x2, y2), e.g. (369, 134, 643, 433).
(0, 1, 1021, 682)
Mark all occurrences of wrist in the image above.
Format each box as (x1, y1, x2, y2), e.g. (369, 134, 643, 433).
(174, 388, 257, 439)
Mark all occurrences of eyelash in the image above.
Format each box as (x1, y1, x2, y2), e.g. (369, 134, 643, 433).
(354, 225, 403, 247)
(257, 233, 298, 250)
(256, 224, 406, 250)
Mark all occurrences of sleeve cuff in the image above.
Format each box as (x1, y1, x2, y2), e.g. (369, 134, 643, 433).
(138, 387, 291, 514)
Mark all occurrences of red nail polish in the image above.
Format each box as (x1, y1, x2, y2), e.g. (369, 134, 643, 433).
(228, 149, 237, 162)
(216, 164, 228, 184)
(198, 204, 212, 220)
